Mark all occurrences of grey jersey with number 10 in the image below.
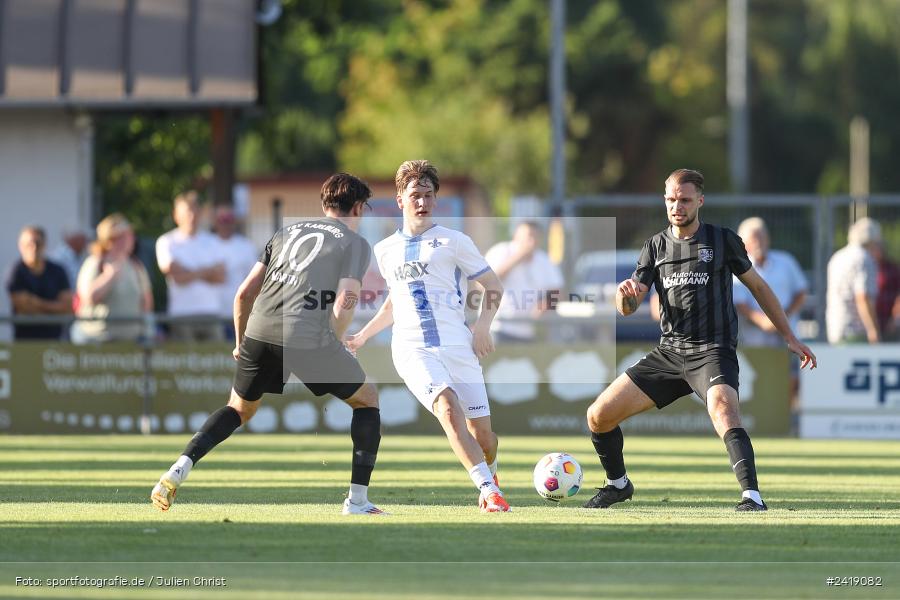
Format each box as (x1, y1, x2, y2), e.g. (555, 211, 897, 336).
(244, 217, 371, 349)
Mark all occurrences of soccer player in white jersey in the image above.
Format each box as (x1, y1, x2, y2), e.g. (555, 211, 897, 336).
(345, 160, 510, 513)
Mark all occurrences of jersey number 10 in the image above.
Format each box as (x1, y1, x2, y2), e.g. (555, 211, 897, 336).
(275, 231, 325, 273)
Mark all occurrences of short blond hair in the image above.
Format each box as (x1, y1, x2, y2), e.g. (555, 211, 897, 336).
(91, 213, 131, 257)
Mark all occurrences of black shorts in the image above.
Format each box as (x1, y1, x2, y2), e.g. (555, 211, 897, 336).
(233, 336, 366, 402)
(625, 346, 740, 409)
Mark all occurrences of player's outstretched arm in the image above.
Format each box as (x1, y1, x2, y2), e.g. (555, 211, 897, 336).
(344, 293, 393, 353)
(232, 262, 266, 360)
(470, 270, 504, 359)
(615, 278, 649, 317)
(737, 267, 817, 369)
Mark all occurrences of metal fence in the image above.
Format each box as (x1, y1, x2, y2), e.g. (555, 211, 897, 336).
(567, 194, 900, 341)
(3, 195, 899, 345)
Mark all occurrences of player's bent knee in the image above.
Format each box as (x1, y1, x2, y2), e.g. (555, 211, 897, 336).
(586, 400, 615, 433)
(706, 396, 741, 432)
(227, 393, 259, 424)
(345, 383, 379, 409)
(433, 392, 462, 426)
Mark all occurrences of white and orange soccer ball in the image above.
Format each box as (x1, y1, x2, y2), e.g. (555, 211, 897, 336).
(533, 452, 583, 502)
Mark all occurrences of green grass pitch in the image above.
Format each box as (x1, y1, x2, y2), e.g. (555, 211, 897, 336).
(1, 434, 898, 599)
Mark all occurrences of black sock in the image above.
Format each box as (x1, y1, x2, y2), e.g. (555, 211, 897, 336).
(723, 427, 758, 491)
(182, 406, 243, 464)
(591, 427, 626, 481)
(350, 407, 381, 486)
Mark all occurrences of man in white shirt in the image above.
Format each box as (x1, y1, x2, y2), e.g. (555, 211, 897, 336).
(213, 206, 258, 340)
(156, 192, 226, 342)
(826, 218, 881, 344)
(345, 160, 510, 513)
(485, 221, 564, 342)
(732, 217, 808, 347)
(732, 217, 809, 416)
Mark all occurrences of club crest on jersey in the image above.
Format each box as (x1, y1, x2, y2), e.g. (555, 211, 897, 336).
(428, 238, 442, 248)
(394, 261, 430, 281)
(698, 248, 714, 263)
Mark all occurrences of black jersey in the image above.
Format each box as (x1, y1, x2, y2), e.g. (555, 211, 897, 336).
(633, 222, 752, 354)
(244, 217, 371, 349)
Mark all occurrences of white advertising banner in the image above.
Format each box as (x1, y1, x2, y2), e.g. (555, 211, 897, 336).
(799, 344, 900, 439)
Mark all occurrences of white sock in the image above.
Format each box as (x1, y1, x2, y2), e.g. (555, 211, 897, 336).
(742, 489, 763, 505)
(607, 474, 628, 490)
(169, 455, 193, 483)
(469, 462, 499, 495)
(349, 483, 368, 505)
(488, 459, 498, 477)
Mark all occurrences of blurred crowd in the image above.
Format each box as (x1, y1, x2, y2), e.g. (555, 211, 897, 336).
(4, 192, 257, 344)
(4, 196, 900, 348)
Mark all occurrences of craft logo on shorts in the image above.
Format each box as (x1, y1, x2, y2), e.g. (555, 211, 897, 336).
(698, 248, 714, 263)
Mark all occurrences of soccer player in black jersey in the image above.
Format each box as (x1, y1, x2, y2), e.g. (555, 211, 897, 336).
(151, 173, 386, 515)
(584, 169, 817, 512)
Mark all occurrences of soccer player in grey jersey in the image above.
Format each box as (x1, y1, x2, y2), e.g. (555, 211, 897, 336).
(584, 169, 817, 512)
(152, 173, 386, 515)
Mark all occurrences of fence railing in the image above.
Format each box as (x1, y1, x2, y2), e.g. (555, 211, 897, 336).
(566, 194, 900, 342)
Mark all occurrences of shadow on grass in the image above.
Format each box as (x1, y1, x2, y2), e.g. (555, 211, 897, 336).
(3, 561, 894, 600)
(3, 458, 896, 479)
(2, 519, 898, 564)
(4, 480, 898, 511)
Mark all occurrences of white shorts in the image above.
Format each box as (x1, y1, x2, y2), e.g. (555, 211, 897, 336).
(391, 344, 490, 419)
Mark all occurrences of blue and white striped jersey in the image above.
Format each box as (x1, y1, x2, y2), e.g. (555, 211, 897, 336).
(374, 225, 491, 348)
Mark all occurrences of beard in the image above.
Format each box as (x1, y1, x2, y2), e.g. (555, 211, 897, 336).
(669, 213, 697, 227)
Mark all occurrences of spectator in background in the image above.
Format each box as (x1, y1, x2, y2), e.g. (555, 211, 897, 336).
(213, 206, 258, 340)
(871, 241, 900, 341)
(75, 214, 153, 343)
(733, 217, 808, 347)
(732, 217, 808, 418)
(826, 217, 880, 344)
(156, 192, 225, 342)
(5, 225, 72, 340)
(484, 221, 564, 342)
(48, 227, 89, 291)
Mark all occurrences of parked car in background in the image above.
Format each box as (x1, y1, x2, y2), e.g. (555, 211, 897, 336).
(570, 249, 659, 342)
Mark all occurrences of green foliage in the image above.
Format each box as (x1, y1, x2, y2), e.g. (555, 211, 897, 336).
(337, 0, 552, 201)
(94, 115, 211, 237)
(753, 0, 900, 193)
(94, 0, 900, 227)
(238, 0, 399, 174)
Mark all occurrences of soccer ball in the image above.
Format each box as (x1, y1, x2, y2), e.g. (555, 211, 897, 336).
(533, 452, 583, 502)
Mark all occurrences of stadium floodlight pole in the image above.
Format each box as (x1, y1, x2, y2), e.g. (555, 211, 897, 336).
(727, 0, 749, 193)
(549, 0, 566, 213)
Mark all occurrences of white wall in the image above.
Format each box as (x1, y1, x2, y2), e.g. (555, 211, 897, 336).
(0, 110, 92, 341)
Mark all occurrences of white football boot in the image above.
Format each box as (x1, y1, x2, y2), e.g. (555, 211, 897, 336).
(341, 497, 387, 515)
